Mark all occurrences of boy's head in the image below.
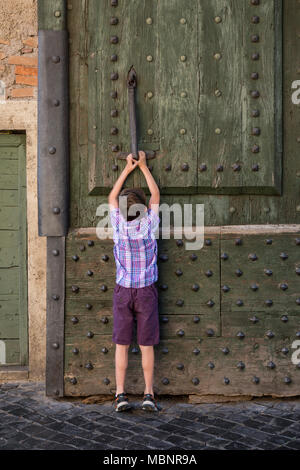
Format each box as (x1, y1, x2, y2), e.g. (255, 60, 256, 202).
(119, 188, 147, 222)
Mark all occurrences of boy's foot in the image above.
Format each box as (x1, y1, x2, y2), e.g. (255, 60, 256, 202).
(142, 393, 159, 412)
(114, 392, 132, 412)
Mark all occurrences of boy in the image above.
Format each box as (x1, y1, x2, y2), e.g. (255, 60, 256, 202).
(108, 150, 160, 412)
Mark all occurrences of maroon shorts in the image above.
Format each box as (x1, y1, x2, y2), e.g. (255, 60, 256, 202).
(112, 283, 160, 346)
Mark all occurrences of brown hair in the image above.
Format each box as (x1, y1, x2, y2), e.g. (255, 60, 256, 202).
(119, 188, 147, 221)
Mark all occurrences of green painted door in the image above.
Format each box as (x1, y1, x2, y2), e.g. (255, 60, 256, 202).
(0, 134, 28, 365)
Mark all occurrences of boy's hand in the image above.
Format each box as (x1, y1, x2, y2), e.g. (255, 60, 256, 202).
(137, 150, 147, 169)
(125, 154, 139, 173)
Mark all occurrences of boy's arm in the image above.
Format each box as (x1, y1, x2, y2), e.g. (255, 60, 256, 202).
(108, 154, 138, 208)
(138, 151, 160, 214)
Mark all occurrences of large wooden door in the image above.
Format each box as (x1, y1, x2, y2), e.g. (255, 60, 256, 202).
(60, 0, 300, 397)
(0, 134, 28, 366)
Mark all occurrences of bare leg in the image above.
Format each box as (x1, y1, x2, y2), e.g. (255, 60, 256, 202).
(139, 345, 155, 395)
(115, 344, 130, 395)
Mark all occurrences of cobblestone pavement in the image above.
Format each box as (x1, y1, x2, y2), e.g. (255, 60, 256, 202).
(1, 382, 300, 450)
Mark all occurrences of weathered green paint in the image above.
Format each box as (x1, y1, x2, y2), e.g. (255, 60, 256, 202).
(0, 134, 28, 365)
(38, 0, 67, 31)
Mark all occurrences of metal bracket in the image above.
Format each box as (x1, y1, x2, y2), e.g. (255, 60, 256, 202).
(46, 237, 65, 397)
(38, 29, 69, 236)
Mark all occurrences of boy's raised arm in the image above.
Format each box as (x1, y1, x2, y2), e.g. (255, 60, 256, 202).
(108, 154, 138, 209)
(138, 151, 160, 214)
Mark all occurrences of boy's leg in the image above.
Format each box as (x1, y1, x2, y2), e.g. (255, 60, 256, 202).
(115, 344, 130, 395)
(139, 345, 154, 396)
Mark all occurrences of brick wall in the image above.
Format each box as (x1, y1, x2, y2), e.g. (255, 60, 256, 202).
(0, 0, 38, 100)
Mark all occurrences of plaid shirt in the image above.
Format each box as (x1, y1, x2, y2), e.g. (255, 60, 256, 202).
(109, 206, 160, 288)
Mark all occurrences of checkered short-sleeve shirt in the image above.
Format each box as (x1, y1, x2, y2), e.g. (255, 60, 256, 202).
(109, 206, 160, 288)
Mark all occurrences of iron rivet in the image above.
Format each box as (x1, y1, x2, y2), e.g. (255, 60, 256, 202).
(265, 299, 273, 306)
(193, 348, 200, 355)
(176, 299, 184, 307)
(208, 362, 215, 369)
(102, 347, 108, 354)
(252, 127, 261, 135)
(180, 55, 187, 62)
(111, 127, 118, 135)
(235, 268, 243, 276)
(110, 17, 118, 25)
(165, 164, 171, 171)
(252, 109, 260, 117)
(214, 89, 222, 97)
(199, 163, 207, 172)
(100, 285, 108, 292)
(251, 34, 259, 42)
(280, 283, 288, 291)
(252, 164, 259, 171)
(52, 207, 60, 215)
(207, 300, 215, 308)
(179, 128, 186, 135)
(235, 238, 242, 245)
(251, 144, 260, 153)
(214, 16, 222, 23)
(181, 163, 189, 171)
(221, 252, 228, 260)
(192, 283, 199, 292)
(147, 128, 154, 135)
(213, 53, 221, 60)
(222, 347, 230, 354)
(71, 316, 78, 324)
(251, 0, 260, 4)
(250, 315, 259, 323)
(162, 347, 169, 354)
(161, 316, 169, 324)
(72, 255, 79, 262)
(146, 55, 153, 62)
(248, 253, 258, 261)
(110, 36, 119, 44)
(102, 254, 109, 262)
(295, 238, 300, 245)
(236, 299, 244, 306)
(177, 329, 185, 337)
(251, 90, 260, 98)
(87, 240, 94, 247)
(296, 267, 300, 275)
(87, 331, 94, 338)
(253, 376, 260, 384)
(52, 294, 59, 301)
(177, 363, 184, 370)
(190, 253, 197, 261)
(111, 72, 119, 80)
(111, 109, 118, 117)
(224, 377, 230, 385)
(237, 331, 245, 339)
(206, 328, 214, 336)
(215, 128, 221, 134)
(250, 283, 259, 291)
(101, 317, 109, 324)
(193, 315, 200, 323)
(54, 10, 61, 17)
(147, 91, 153, 98)
(266, 239, 273, 244)
(192, 377, 199, 385)
(222, 285, 230, 293)
(251, 16, 260, 23)
(237, 361, 245, 370)
(71, 285, 79, 293)
(72, 348, 79, 355)
(111, 0, 118, 5)
(296, 205, 300, 212)
(159, 253, 168, 262)
(267, 361, 276, 369)
(146, 17, 153, 24)
(159, 284, 168, 291)
(229, 207, 236, 213)
(85, 362, 93, 370)
(175, 269, 183, 276)
(48, 146, 56, 155)
(281, 315, 288, 323)
(112, 164, 118, 171)
(282, 347, 289, 354)
(111, 145, 119, 152)
(52, 249, 59, 256)
(52, 342, 59, 349)
(252, 53, 260, 60)
(52, 56, 60, 63)
(266, 330, 275, 339)
(264, 269, 273, 276)
(79, 244, 85, 251)
(110, 54, 118, 62)
(87, 270, 93, 277)
(251, 72, 259, 80)
(86, 303, 92, 310)
(205, 269, 213, 277)
(53, 99, 60, 106)
(180, 18, 187, 24)
(284, 377, 292, 384)
(70, 378, 77, 385)
(162, 378, 169, 385)
(180, 91, 187, 98)
(103, 378, 110, 385)
(232, 163, 241, 171)
(280, 252, 288, 260)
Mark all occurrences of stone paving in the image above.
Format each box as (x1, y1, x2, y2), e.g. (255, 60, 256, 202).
(0, 382, 300, 450)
